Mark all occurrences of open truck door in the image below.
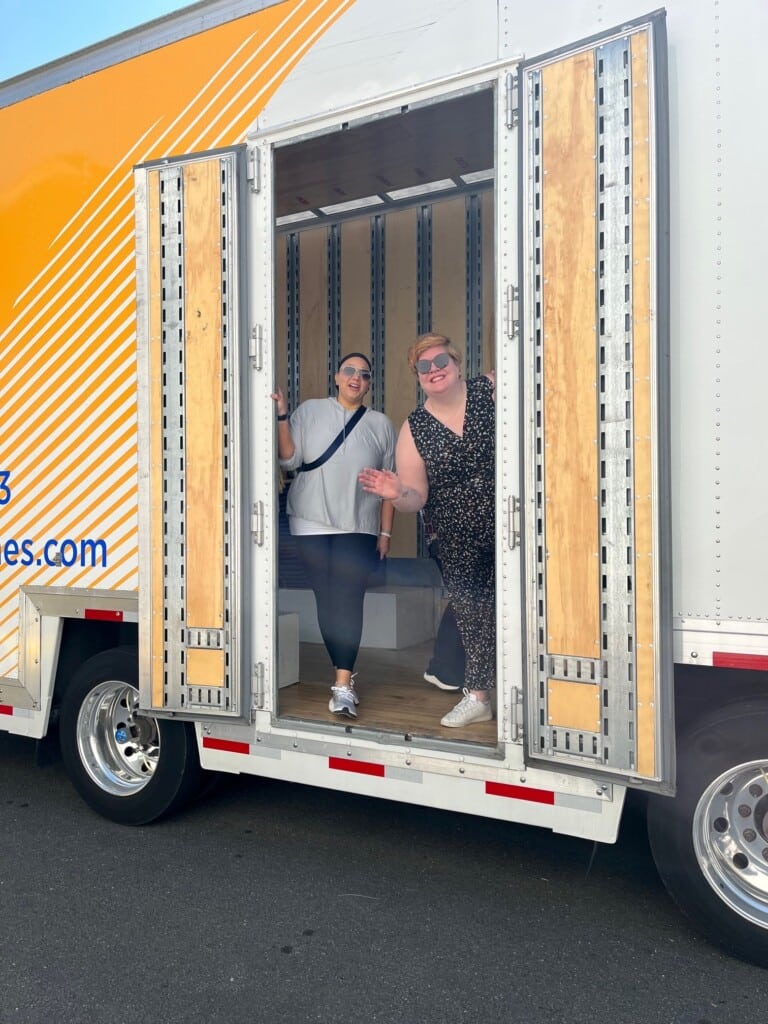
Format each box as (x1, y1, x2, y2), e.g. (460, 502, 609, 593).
(520, 15, 674, 790)
(134, 147, 254, 723)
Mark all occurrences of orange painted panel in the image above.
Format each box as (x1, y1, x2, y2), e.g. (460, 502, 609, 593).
(0, 0, 353, 677)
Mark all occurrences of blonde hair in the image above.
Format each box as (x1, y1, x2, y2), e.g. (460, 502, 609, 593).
(406, 332, 463, 376)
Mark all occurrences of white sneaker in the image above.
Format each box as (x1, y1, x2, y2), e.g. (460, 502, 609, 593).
(329, 684, 359, 718)
(423, 671, 461, 692)
(440, 688, 493, 728)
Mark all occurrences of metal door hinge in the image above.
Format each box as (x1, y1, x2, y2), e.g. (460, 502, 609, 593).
(505, 283, 519, 340)
(505, 71, 519, 129)
(247, 147, 261, 193)
(508, 495, 521, 550)
(510, 685, 524, 743)
(249, 324, 264, 370)
(252, 661, 265, 713)
(251, 501, 265, 546)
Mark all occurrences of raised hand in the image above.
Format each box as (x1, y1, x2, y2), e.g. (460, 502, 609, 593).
(270, 386, 288, 417)
(358, 467, 402, 500)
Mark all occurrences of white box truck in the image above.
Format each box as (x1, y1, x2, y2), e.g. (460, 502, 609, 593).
(1, 0, 767, 965)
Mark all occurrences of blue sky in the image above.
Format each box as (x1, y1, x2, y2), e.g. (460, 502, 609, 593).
(0, 0, 200, 81)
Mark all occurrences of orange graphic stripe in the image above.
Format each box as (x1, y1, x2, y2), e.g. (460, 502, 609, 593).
(0, 0, 355, 678)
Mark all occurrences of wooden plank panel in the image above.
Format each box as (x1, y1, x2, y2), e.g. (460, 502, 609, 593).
(547, 679, 601, 733)
(298, 226, 329, 402)
(340, 217, 371, 354)
(186, 648, 226, 689)
(432, 197, 466, 348)
(275, 233, 288, 396)
(148, 170, 165, 708)
(183, 159, 224, 629)
(279, 642, 497, 744)
(481, 192, 495, 371)
(384, 208, 418, 555)
(631, 31, 656, 777)
(541, 53, 600, 658)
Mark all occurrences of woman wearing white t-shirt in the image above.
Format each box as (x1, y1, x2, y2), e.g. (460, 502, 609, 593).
(272, 353, 395, 719)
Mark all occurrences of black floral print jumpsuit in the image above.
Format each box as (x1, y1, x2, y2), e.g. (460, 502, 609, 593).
(408, 375, 495, 691)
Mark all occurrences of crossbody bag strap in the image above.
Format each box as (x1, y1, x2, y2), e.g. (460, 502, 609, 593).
(296, 405, 367, 473)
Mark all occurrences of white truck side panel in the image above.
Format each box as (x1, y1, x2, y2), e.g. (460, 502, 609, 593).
(197, 731, 625, 842)
(671, 1, 768, 625)
(256, 0, 504, 132)
(259, 0, 768, 640)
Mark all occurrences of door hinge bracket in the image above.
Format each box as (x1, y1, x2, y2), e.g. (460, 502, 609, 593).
(251, 501, 265, 546)
(505, 283, 520, 341)
(510, 685, 524, 743)
(508, 495, 521, 550)
(505, 71, 519, 129)
(252, 662, 265, 713)
(247, 147, 261, 193)
(249, 324, 264, 370)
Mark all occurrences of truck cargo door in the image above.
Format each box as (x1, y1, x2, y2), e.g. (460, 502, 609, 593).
(520, 15, 673, 787)
(134, 148, 251, 722)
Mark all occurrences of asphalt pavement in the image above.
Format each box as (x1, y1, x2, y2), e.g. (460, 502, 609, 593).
(1, 732, 767, 1024)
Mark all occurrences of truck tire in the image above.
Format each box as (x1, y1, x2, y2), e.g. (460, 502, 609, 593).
(59, 647, 202, 825)
(648, 700, 768, 966)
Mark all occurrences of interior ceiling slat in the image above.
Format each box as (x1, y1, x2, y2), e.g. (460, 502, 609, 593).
(275, 90, 494, 217)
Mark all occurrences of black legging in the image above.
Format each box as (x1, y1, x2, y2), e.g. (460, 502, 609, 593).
(293, 533, 379, 672)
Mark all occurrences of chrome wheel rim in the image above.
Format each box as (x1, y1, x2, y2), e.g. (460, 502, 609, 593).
(75, 680, 160, 797)
(693, 759, 768, 928)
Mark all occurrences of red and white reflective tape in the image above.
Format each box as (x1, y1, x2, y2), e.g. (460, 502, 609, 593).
(328, 756, 386, 778)
(83, 608, 138, 623)
(0, 705, 32, 719)
(203, 736, 251, 755)
(202, 738, 565, 807)
(712, 652, 768, 671)
(485, 780, 555, 805)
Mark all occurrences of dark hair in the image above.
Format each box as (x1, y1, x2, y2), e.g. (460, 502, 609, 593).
(338, 351, 372, 372)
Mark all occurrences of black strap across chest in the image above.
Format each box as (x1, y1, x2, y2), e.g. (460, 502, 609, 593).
(296, 405, 367, 473)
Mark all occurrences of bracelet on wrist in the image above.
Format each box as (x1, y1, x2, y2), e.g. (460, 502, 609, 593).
(379, 530, 391, 538)
(277, 413, 289, 421)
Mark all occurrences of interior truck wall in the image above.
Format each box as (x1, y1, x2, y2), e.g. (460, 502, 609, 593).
(0, 0, 353, 686)
(274, 193, 494, 558)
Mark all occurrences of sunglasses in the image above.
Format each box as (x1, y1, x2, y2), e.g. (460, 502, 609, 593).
(340, 365, 372, 381)
(416, 352, 453, 374)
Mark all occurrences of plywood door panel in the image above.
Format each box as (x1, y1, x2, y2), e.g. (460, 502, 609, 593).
(186, 648, 226, 689)
(541, 52, 600, 659)
(525, 20, 668, 783)
(183, 160, 224, 630)
(547, 679, 601, 733)
(138, 148, 245, 720)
